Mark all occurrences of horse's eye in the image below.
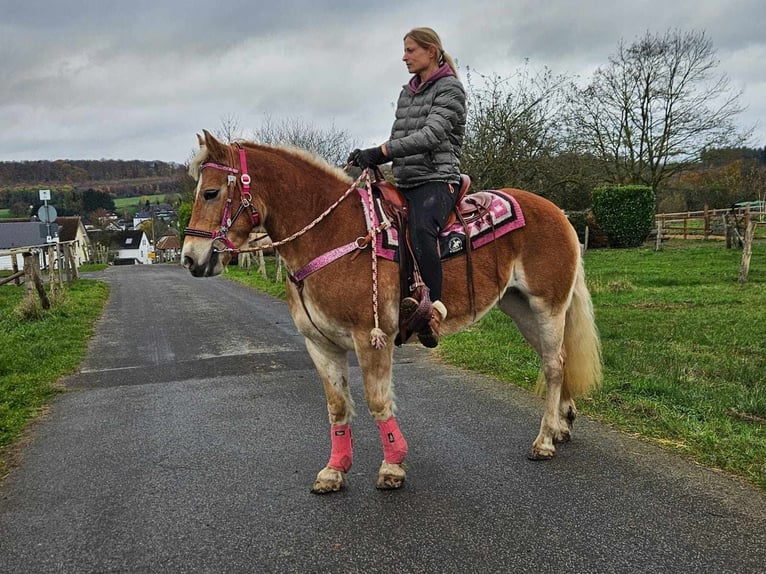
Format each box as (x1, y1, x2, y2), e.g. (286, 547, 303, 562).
(203, 188, 220, 201)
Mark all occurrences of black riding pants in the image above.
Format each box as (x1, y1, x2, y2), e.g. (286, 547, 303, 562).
(403, 181, 457, 302)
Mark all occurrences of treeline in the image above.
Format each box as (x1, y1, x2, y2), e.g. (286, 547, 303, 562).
(0, 158, 191, 217)
(0, 159, 184, 187)
(0, 182, 185, 216)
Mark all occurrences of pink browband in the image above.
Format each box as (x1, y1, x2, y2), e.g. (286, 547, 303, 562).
(199, 162, 238, 173)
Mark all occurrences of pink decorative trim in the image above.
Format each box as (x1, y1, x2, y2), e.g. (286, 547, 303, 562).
(327, 424, 353, 472)
(290, 241, 361, 283)
(200, 162, 238, 173)
(376, 417, 408, 464)
(358, 188, 526, 261)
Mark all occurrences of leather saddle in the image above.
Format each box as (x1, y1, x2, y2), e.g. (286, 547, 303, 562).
(372, 173, 490, 228)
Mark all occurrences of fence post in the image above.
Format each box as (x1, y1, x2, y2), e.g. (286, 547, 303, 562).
(11, 254, 21, 286)
(23, 250, 51, 309)
(258, 250, 267, 278)
(655, 216, 663, 251)
(738, 219, 755, 283)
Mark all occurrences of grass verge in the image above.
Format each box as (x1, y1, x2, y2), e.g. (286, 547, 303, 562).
(225, 241, 765, 489)
(0, 280, 110, 477)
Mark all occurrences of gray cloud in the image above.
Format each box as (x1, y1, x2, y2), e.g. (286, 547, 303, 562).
(0, 0, 763, 162)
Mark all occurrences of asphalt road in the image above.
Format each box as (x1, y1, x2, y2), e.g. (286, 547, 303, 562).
(1, 265, 764, 574)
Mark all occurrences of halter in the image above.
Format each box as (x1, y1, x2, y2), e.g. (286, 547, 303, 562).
(184, 144, 389, 348)
(184, 144, 261, 251)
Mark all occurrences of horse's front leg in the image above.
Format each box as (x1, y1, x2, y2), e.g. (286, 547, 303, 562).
(304, 338, 355, 494)
(354, 335, 408, 490)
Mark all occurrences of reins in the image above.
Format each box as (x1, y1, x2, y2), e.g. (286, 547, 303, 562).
(185, 145, 389, 348)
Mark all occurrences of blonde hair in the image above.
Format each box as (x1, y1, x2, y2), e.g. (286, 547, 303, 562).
(404, 27, 458, 77)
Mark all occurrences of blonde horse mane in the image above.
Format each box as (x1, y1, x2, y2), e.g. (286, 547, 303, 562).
(188, 134, 352, 185)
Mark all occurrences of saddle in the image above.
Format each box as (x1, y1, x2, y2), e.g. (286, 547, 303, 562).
(373, 173, 488, 227)
(371, 170, 488, 345)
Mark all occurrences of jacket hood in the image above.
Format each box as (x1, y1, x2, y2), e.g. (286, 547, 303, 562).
(407, 63, 455, 94)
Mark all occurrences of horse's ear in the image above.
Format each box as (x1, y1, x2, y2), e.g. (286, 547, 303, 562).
(196, 133, 205, 147)
(202, 129, 228, 162)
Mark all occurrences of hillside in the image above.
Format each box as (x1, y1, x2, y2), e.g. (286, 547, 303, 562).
(0, 159, 191, 215)
(0, 159, 184, 188)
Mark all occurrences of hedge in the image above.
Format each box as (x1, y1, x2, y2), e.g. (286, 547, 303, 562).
(592, 185, 655, 247)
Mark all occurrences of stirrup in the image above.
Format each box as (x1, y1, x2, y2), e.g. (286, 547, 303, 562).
(399, 295, 432, 333)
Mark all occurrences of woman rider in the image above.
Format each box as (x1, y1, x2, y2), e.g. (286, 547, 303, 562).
(350, 26, 466, 348)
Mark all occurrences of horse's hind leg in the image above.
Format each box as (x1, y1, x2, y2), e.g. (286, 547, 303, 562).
(499, 292, 570, 459)
(354, 335, 407, 490)
(305, 338, 355, 494)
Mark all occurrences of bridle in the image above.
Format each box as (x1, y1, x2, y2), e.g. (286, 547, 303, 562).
(184, 143, 261, 252)
(183, 142, 389, 348)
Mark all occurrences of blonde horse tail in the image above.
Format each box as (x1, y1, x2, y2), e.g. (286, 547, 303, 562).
(562, 257, 602, 399)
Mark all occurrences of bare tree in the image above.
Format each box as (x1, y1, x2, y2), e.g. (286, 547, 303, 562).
(252, 115, 358, 166)
(568, 29, 752, 193)
(462, 65, 571, 194)
(215, 113, 242, 143)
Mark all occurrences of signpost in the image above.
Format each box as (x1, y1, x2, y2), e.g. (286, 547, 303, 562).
(37, 189, 57, 242)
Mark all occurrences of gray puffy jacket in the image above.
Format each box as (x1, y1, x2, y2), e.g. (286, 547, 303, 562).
(385, 66, 466, 189)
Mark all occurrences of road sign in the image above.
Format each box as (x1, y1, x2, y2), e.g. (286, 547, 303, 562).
(37, 204, 57, 223)
(39, 189, 51, 201)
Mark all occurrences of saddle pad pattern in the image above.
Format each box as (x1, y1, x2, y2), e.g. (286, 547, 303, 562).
(357, 188, 526, 262)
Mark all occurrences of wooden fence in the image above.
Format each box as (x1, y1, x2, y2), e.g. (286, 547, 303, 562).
(653, 205, 760, 283)
(654, 204, 765, 243)
(1, 241, 80, 293)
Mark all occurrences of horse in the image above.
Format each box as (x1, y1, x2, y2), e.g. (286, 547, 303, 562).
(182, 130, 602, 493)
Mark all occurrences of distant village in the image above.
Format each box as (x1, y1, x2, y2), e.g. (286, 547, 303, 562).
(0, 203, 182, 272)
(0, 159, 187, 271)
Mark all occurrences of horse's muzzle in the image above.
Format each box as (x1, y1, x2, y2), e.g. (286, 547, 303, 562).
(182, 248, 222, 277)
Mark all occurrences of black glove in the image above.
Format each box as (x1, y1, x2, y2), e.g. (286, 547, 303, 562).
(347, 149, 361, 166)
(349, 146, 387, 169)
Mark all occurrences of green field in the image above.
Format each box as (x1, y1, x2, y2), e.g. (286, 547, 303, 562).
(113, 193, 169, 210)
(0, 208, 11, 219)
(225, 241, 765, 489)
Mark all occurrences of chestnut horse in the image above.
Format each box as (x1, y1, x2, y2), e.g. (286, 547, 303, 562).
(182, 131, 602, 493)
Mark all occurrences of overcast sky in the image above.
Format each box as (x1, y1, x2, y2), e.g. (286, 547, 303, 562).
(1, 0, 764, 164)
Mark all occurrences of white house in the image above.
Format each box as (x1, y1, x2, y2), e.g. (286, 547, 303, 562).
(111, 230, 152, 264)
(0, 220, 56, 270)
(55, 216, 92, 267)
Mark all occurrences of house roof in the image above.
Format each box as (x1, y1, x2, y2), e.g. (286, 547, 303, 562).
(0, 221, 49, 249)
(55, 216, 85, 242)
(111, 230, 147, 249)
(156, 235, 180, 250)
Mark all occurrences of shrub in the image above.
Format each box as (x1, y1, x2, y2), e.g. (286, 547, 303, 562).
(592, 185, 655, 247)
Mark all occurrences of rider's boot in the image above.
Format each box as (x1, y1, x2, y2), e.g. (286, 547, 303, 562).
(415, 300, 446, 348)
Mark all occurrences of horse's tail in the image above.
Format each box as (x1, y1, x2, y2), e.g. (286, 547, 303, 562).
(561, 257, 602, 398)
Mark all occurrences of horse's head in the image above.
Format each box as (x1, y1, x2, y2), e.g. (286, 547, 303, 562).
(182, 130, 260, 277)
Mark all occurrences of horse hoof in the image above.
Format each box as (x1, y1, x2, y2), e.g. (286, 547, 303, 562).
(311, 467, 346, 494)
(528, 441, 556, 460)
(527, 450, 555, 461)
(554, 428, 572, 443)
(376, 461, 406, 490)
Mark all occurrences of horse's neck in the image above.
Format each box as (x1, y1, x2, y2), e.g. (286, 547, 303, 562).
(259, 171, 362, 266)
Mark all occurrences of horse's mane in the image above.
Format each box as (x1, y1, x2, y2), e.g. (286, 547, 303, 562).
(188, 139, 352, 185)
